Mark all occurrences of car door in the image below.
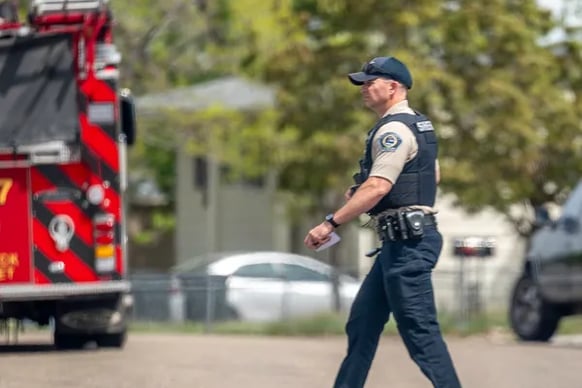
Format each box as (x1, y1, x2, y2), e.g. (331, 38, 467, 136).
(564, 215, 582, 300)
(533, 220, 574, 302)
(276, 263, 333, 319)
(225, 263, 286, 322)
(563, 182, 582, 299)
(535, 181, 582, 302)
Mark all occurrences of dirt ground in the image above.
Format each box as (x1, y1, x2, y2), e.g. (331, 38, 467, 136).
(0, 331, 580, 388)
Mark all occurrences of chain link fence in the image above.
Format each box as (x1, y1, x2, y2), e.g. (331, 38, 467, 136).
(128, 265, 523, 330)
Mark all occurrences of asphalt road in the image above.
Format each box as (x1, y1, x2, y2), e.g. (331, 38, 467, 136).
(0, 331, 580, 388)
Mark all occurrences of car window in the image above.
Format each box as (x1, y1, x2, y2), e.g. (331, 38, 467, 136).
(280, 264, 330, 282)
(233, 264, 279, 279)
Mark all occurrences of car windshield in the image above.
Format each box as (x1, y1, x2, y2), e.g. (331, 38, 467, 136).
(171, 252, 244, 274)
(276, 263, 330, 282)
(171, 251, 360, 283)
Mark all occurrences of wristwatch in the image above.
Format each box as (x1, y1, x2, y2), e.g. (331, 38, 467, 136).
(325, 213, 340, 228)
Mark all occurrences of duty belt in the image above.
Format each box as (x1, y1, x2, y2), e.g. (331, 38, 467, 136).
(373, 208, 436, 242)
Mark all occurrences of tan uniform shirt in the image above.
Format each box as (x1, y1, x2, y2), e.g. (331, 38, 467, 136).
(369, 100, 438, 214)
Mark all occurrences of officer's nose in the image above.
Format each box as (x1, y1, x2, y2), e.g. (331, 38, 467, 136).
(361, 85, 370, 96)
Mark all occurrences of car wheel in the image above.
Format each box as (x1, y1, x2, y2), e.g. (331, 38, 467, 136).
(54, 333, 86, 350)
(509, 274, 561, 342)
(96, 330, 127, 349)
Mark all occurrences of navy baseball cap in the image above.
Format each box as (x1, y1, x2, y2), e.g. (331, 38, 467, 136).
(348, 56, 413, 89)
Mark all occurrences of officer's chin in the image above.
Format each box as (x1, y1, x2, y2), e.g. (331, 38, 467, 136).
(363, 100, 377, 112)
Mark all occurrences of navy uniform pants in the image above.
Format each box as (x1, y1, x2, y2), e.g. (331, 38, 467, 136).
(333, 226, 461, 388)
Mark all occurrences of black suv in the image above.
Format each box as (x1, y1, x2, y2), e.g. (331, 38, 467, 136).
(509, 181, 582, 341)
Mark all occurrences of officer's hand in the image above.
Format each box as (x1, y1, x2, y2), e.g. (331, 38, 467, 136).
(304, 222, 334, 250)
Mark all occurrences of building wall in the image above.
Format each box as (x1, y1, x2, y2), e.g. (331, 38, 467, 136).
(175, 146, 290, 264)
(435, 194, 526, 312)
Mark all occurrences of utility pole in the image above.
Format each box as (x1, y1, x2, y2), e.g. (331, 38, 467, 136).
(204, 134, 220, 333)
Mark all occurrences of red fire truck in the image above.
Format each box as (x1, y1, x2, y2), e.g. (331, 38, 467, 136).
(0, 0, 135, 349)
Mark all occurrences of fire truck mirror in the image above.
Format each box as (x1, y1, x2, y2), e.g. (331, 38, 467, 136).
(120, 88, 136, 146)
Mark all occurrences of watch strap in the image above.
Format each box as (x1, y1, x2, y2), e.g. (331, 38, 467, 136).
(325, 214, 340, 228)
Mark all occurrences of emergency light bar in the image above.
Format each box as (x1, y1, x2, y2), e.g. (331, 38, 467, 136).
(31, 0, 109, 15)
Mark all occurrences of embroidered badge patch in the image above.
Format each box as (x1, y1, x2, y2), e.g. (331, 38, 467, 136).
(378, 132, 402, 152)
(416, 121, 434, 132)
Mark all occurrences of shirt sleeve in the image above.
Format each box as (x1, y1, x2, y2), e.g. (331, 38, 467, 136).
(369, 121, 417, 184)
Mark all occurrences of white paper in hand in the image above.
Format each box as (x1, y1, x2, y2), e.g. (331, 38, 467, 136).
(315, 232, 341, 252)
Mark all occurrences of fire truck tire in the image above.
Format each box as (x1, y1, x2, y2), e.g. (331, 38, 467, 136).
(96, 330, 127, 348)
(54, 333, 86, 350)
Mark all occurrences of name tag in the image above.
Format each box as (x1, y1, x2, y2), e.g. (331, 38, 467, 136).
(416, 121, 434, 132)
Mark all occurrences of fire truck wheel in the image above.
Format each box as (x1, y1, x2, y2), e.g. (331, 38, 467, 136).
(54, 333, 86, 350)
(96, 330, 127, 348)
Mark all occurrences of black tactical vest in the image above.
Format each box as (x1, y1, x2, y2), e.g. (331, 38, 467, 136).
(356, 112, 438, 215)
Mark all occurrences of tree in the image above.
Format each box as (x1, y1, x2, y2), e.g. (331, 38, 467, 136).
(111, 0, 236, 94)
(420, 0, 582, 236)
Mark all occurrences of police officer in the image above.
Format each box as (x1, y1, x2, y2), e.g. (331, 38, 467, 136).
(304, 56, 462, 388)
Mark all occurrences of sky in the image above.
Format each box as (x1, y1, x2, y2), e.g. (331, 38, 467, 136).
(537, 0, 582, 43)
(538, 0, 582, 25)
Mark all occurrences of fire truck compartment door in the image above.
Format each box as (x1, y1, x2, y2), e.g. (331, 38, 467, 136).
(0, 168, 32, 284)
(0, 33, 79, 148)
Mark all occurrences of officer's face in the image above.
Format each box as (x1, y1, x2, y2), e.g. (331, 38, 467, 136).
(361, 79, 396, 110)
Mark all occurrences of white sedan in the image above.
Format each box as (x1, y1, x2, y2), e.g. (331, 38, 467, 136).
(172, 251, 361, 322)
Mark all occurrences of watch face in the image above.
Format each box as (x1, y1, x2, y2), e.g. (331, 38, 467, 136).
(325, 214, 338, 227)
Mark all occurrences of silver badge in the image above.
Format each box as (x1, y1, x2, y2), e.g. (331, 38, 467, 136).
(49, 215, 75, 252)
(378, 132, 402, 152)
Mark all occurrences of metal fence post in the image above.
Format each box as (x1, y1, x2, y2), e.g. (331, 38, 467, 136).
(453, 236, 496, 331)
(205, 273, 215, 333)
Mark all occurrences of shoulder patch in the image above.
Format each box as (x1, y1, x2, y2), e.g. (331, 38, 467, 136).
(416, 121, 434, 132)
(378, 132, 402, 152)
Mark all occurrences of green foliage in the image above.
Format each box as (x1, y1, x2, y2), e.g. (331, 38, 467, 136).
(110, 0, 239, 94)
(130, 137, 177, 201)
(129, 311, 582, 337)
(418, 1, 582, 223)
(141, 106, 300, 181)
(131, 209, 175, 245)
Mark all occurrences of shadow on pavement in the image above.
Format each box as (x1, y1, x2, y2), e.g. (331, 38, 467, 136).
(495, 335, 582, 351)
(0, 343, 56, 353)
(0, 342, 99, 354)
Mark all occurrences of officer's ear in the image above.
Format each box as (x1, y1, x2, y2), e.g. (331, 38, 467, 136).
(384, 79, 400, 93)
(392, 81, 409, 97)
